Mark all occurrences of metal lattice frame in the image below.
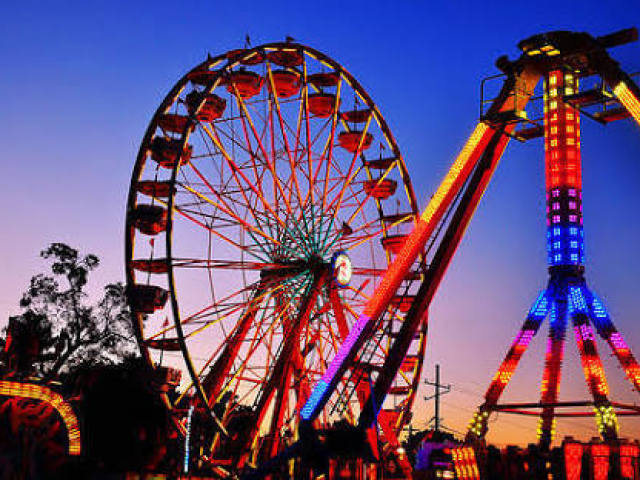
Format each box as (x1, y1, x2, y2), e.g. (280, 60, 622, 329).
(466, 30, 640, 449)
(124, 42, 428, 469)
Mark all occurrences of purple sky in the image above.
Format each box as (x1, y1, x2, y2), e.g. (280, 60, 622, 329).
(2, 0, 640, 446)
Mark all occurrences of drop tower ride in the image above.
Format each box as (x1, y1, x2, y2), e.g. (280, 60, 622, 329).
(467, 31, 640, 450)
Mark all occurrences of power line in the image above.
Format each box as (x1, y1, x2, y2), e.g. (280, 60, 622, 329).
(424, 364, 451, 432)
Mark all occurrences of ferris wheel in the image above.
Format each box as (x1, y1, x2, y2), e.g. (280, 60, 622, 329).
(124, 42, 428, 468)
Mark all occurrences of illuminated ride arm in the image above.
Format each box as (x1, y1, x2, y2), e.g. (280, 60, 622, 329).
(466, 291, 551, 441)
(300, 65, 542, 425)
(587, 291, 640, 393)
(569, 286, 618, 440)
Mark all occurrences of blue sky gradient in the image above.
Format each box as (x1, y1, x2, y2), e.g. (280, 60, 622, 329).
(2, 0, 639, 445)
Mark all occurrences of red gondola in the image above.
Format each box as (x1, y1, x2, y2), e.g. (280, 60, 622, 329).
(226, 49, 264, 65)
(338, 131, 373, 153)
(226, 71, 264, 99)
(308, 72, 340, 88)
(308, 93, 338, 118)
(363, 179, 398, 199)
(187, 68, 219, 86)
(388, 386, 411, 395)
(400, 355, 419, 372)
(157, 113, 191, 134)
(130, 258, 170, 274)
(366, 157, 397, 170)
(268, 70, 301, 98)
(391, 294, 415, 313)
(267, 49, 303, 67)
(341, 109, 372, 123)
(127, 284, 168, 314)
(132, 204, 167, 236)
(381, 234, 407, 255)
(150, 137, 192, 169)
(186, 91, 227, 122)
(135, 181, 173, 198)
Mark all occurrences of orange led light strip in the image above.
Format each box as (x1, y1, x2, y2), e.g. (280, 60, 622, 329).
(0, 380, 81, 455)
(301, 123, 491, 420)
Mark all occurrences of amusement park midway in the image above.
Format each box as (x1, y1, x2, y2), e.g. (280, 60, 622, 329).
(2, 1, 640, 478)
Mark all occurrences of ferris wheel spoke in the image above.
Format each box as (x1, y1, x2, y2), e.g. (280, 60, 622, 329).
(266, 99, 293, 216)
(181, 282, 261, 327)
(346, 163, 396, 226)
(183, 143, 257, 222)
(239, 271, 326, 462)
(199, 122, 300, 245)
(315, 161, 369, 250)
(326, 118, 373, 210)
(227, 274, 309, 381)
(179, 182, 281, 247)
(207, 121, 255, 158)
(144, 280, 266, 344)
(301, 57, 314, 207)
(324, 212, 382, 252)
(171, 258, 293, 271)
(265, 63, 305, 208)
(235, 109, 294, 244)
(149, 194, 267, 259)
(304, 119, 335, 203)
(201, 284, 267, 405)
(236, 108, 269, 204)
(318, 76, 344, 213)
(230, 79, 278, 192)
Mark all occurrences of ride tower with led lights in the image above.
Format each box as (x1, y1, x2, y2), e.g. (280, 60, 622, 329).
(466, 30, 640, 451)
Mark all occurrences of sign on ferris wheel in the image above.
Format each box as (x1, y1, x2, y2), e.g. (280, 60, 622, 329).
(331, 251, 352, 288)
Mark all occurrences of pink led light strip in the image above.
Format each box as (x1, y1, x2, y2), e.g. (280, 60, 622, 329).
(301, 123, 491, 419)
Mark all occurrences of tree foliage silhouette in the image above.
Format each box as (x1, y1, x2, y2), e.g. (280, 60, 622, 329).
(2, 243, 136, 379)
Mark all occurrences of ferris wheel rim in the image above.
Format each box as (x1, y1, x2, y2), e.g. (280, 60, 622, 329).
(124, 41, 428, 461)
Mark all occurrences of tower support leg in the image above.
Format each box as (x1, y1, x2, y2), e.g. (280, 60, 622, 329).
(587, 291, 640, 394)
(569, 286, 619, 441)
(466, 290, 551, 441)
(538, 298, 567, 450)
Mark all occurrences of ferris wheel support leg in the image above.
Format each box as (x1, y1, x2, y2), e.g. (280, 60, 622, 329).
(358, 125, 512, 431)
(201, 284, 265, 406)
(538, 297, 568, 451)
(569, 286, 619, 441)
(266, 290, 312, 459)
(239, 270, 327, 467)
(586, 290, 640, 395)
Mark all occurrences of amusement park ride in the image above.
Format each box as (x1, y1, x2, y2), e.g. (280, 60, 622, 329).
(122, 27, 640, 478)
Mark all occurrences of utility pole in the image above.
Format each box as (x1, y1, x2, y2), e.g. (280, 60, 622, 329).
(424, 364, 451, 432)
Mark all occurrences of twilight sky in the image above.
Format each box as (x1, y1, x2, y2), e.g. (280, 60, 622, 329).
(2, 0, 640, 446)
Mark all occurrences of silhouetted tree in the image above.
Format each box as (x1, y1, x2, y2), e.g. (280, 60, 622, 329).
(1, 243, 136, 379)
